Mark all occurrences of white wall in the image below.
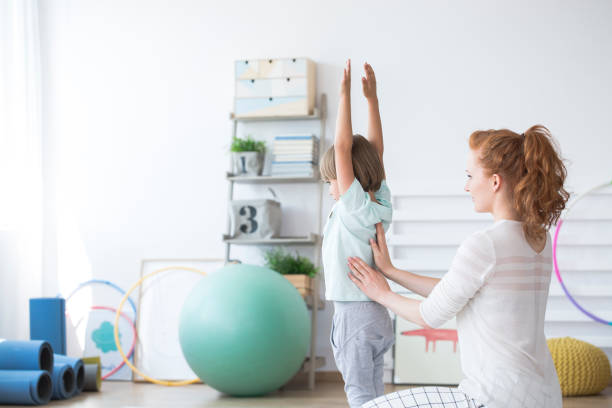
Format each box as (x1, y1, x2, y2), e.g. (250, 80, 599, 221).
(38, 0, 612, 371)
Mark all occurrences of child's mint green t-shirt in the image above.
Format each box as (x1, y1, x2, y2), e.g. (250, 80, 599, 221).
(322, 178, 393, 301)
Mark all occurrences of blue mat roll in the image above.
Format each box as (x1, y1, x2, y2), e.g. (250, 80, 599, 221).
(0, 370, 52, 405)
(30, 297, 66, 355)
(54, 354, 84, 395)
(51, 363, 75, 400)
(0, 340, 54, 372)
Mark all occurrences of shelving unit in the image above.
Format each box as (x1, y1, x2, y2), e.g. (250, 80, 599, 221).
(222, 232, 319, 246)
(224, 93, 327, 390)
(226, 171, 321, 184)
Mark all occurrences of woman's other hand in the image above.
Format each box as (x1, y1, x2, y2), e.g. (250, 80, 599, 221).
(371, 223, 394, 276)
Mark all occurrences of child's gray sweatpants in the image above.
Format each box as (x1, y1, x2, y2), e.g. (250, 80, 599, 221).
(331, 301, 395, 408)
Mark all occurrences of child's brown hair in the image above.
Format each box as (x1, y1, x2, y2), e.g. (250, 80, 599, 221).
(320, 134, 385, 192)
(469, 125, 570, 242)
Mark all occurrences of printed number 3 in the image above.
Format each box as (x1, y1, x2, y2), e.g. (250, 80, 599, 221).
(239, 206, 258, 234)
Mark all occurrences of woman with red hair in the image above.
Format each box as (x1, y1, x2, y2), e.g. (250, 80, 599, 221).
(348, 125, 569, 408)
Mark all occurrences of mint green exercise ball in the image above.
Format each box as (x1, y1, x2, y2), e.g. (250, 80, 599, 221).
(178, 263, 310, 396)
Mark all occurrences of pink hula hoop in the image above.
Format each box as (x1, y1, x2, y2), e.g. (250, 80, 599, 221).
(89, 306, 138, 380)
(552, 180, 612, 326)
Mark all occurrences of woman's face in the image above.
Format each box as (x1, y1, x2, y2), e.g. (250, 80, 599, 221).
(465, 148, 496, 213)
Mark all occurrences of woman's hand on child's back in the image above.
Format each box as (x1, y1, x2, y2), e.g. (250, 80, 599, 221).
(347, 256, 391, 303)
(361, 62, 377, 100)
(371, 223, 394, 276)
(340, 59, 351, 96)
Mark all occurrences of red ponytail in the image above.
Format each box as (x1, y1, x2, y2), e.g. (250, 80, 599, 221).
(469, 125, 570, 241)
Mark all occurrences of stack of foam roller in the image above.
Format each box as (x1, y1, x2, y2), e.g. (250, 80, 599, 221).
(0, 340, 88, 405)
(0, 297, 100, 405)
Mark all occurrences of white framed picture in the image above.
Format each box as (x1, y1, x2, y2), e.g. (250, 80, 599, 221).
(134, 258, 225, 382)
(393, 293, 463, 385)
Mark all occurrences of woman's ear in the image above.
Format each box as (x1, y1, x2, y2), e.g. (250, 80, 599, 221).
(491, 174, 502, 192)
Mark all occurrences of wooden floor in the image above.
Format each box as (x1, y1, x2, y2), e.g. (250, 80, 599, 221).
(11, 381, 612, 407)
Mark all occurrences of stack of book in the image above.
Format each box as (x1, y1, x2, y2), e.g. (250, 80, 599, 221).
(270, 135, 319, 177)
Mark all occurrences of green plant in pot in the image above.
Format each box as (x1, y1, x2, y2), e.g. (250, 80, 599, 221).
(231, 135, 266, 176)
(264, 248, 317, 297)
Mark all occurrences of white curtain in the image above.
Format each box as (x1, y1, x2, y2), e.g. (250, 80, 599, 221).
(0, 0, 43, 340)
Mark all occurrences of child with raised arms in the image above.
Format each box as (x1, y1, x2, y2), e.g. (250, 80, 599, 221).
(320, 59, 394, 408)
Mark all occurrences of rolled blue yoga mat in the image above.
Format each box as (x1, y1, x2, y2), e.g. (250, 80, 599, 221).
(54, 354, 85, 395)
(0, 370, 53, 405)
(30, 297, 66, 355)
(51, 363, 75, 400)
(0, 340, 54, 372)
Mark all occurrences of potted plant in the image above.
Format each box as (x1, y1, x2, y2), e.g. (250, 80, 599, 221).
(230, 135, 266, 176)
(264, 248, 317, 297)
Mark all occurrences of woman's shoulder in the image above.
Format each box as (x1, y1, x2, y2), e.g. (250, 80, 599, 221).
(459, 227, 497, 263)
(463, 225, 496, 245)
(488, 219, 528, 241)
(472, 220, 547, 260)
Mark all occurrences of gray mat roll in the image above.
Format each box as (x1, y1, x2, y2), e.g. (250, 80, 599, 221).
(83, 364, 101, 391)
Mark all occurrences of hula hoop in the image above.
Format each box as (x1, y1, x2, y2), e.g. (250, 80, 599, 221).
(61, 279, 138, 319)
(552, 179, 612, 326)
(113, 266, 207, 386)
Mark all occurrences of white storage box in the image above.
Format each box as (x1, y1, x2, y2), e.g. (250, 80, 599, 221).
(234, 57, 315, 118)
(235, 58, 310, 79)
(235, 77, 308, 98)
(234, 96, 309, 118)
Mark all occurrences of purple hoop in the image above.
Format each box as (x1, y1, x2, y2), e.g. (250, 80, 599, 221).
(552, 180, 612, 326)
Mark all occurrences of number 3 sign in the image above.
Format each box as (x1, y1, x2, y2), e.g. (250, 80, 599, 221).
(230, 199, 281, 239)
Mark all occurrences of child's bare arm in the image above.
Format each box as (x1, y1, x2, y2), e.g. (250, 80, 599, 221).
(334, 59, 355, 195)
(362, 63, 384, 166)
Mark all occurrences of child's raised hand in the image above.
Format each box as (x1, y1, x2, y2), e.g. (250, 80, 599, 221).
(361, 62, 377, 100)
(340, 59, 351, 96)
